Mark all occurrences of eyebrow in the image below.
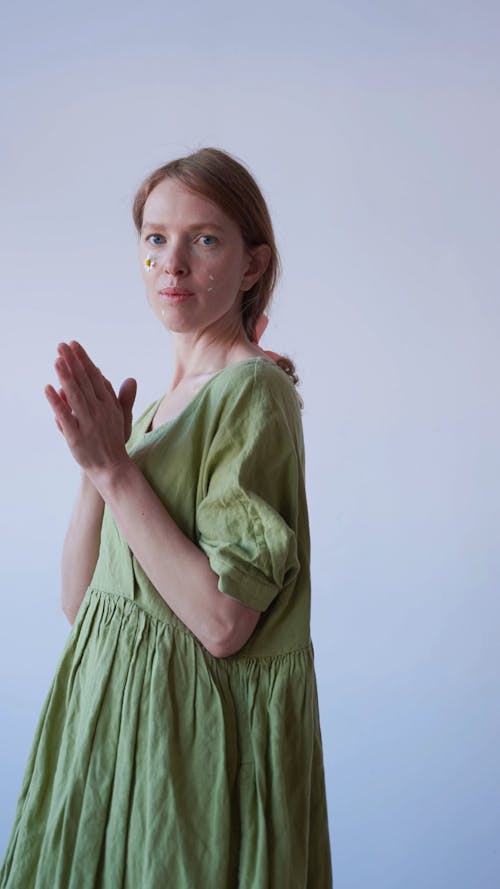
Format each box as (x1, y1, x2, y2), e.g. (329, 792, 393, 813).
(141, 221, 226, 232)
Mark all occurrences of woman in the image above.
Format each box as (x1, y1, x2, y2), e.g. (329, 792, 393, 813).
(0, 147, 333, 887)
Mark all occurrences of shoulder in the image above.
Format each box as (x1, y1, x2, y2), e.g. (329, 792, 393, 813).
(206, 358, 304, 452)
(211, 358, 302, 417)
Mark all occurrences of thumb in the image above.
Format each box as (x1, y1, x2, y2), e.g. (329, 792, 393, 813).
(118, 378, 138, 443)
(118, 377, 137, 416)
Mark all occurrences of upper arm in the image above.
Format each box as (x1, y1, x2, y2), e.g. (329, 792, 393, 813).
(195, 365, 302, 657)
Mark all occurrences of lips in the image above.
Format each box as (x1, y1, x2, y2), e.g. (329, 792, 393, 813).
(159, 287, 194, 296)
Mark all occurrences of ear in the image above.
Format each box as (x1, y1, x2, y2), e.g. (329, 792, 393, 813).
(241, 244, 272, 292)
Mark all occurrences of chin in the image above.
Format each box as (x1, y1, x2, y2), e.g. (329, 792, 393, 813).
(157, 316, 192, 334)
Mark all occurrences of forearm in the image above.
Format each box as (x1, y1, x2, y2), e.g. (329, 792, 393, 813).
(61, 472, 105, 624)
(88, 458, 229, 654)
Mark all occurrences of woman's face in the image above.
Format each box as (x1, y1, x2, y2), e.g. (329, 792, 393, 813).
(139, 177, 259, 337)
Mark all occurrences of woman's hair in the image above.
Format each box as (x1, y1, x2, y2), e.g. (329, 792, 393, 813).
(132, 147, 300, 390)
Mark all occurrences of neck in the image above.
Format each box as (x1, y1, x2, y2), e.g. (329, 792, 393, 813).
(168, 332, 263, 390)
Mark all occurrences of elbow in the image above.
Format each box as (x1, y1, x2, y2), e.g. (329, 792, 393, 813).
(61, 594, 77, 626)
(62, 605, 76, 626)
(203, 620, 242, 659)
(204, 609, 262, 660)
(202, 622, 234, 659)
(61, 583, 89, 626)
(205, 637, 240, 659)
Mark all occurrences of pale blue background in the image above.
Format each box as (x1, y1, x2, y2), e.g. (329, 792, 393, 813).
(1, 2, 499, 887)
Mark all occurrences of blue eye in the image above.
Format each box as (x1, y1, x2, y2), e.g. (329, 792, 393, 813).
(200, 235, 217, 246)
(148, 234, 165, 245)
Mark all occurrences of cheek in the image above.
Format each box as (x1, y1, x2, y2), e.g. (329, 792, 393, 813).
(140, 241, 167, 270)
(203, 259, 242, 297)
(204, 272, 234, 298)
(140, 261, 154, 285)
(139, 247, 151, 276)
(140, 260, 159, 297)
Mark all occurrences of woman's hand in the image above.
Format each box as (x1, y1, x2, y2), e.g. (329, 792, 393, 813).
(44, 340, 137, 479)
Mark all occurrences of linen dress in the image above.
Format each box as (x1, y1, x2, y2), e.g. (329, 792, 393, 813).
(0, 356, 333, 889)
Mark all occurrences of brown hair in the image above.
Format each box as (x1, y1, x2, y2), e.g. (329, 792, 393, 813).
(132, 147, 301, 393)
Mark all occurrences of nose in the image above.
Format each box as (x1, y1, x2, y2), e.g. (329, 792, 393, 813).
(161, 241, 188, 277)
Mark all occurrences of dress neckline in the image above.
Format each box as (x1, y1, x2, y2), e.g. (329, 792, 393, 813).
(142, 356, 275, 439)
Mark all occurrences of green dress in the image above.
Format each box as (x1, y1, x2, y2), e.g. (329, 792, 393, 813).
(0, 357, 333, 888)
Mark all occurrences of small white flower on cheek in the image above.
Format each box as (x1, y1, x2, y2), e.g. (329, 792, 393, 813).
(144, 253, 157, 272)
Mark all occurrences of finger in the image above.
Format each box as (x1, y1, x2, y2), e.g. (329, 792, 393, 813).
(53, 355, 93, 422)
(59, 341, 114, 407)
(44, 384, 79, 438)
(67, 341, 109, 400)
(57, 344, 94, 408)
(102, 377, 116, 397)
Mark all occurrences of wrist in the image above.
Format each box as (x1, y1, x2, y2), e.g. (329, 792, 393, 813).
(86, 456, 136, 500)
(80, 469, 104, 499)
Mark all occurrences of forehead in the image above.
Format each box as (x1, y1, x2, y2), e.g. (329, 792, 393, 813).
(143, 178, 236, 231)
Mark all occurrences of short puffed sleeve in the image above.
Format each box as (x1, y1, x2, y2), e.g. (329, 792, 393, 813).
(195, 364, 302, 612)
